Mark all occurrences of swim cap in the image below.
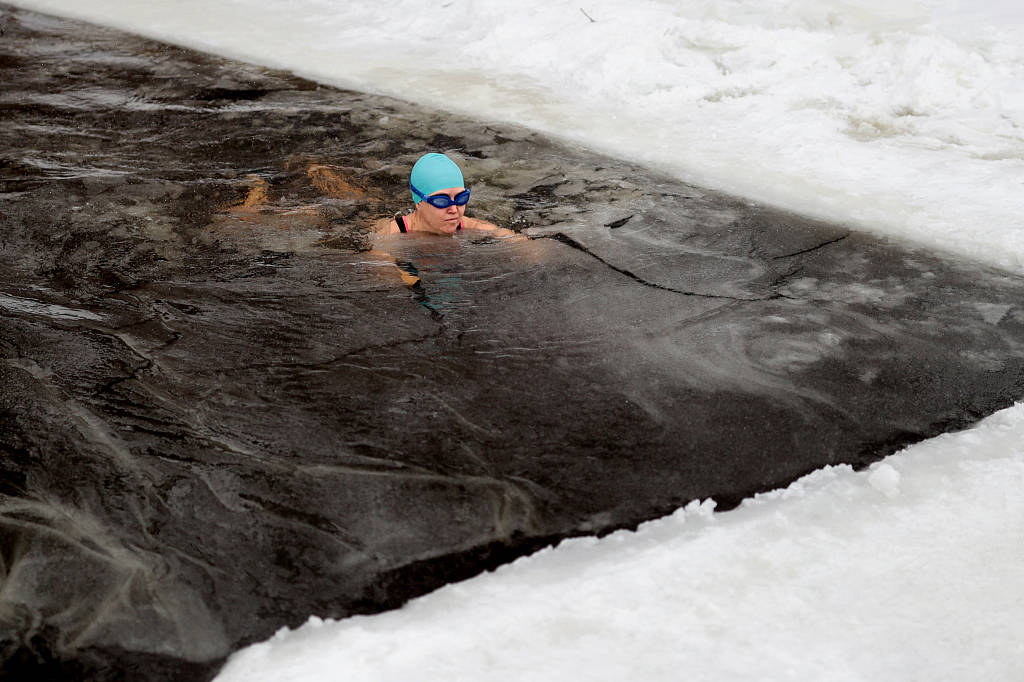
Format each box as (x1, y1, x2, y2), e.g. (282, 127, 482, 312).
(409, 153, 464, 204)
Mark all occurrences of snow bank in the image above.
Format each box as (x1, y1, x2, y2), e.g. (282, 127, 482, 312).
(9, 0, 1024, 272)
(215, 402, 1024, 681)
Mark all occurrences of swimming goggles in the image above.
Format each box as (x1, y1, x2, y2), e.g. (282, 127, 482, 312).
(411, 183, 471, 208)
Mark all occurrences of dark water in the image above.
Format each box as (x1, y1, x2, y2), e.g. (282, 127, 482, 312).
(3, 4, 1024, 680)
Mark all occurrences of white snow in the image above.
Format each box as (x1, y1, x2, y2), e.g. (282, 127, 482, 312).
(215, 404, 1024, 681)
(10, 0, 1024, 271)
(7, 0, 1024, 679)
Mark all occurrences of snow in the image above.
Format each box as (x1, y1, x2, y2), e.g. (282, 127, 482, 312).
(214, 404, 1024, 680)
(6, 0, 1024, 679)
(10, 0, 1024, 271)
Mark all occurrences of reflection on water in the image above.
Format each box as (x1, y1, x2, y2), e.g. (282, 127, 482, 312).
(237, 174, 269, 209)
(304, 162, 369, 199)
(386, 233, 528, 319)
(412, 272, 463, 318)
(205, 158, 386, 253)
(394, 260, 460, 318)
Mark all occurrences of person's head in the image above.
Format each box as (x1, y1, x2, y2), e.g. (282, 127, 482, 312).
(409, 153, 469, 235)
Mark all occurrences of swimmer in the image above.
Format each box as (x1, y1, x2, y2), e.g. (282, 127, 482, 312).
(374, 152, 513, 236)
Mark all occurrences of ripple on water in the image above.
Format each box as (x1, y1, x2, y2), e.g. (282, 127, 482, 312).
(0, 292, 103, 321)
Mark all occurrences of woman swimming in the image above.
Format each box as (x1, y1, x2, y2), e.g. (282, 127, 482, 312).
(374, 153, 511, 236)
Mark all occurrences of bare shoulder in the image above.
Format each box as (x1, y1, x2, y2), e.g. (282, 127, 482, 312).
(372, 215, 400, 234)
(462, 216, 516, 236)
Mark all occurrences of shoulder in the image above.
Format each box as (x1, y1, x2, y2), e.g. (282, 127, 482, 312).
(461, 216, 515, 236)
(373, 215, 401, 234)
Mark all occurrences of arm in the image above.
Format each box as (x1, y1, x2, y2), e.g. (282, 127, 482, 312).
(461, 216, 517, 236)
(364, 247, 421, 286)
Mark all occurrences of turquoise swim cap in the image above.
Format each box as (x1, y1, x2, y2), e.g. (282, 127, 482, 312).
(409, 153, 464, 204)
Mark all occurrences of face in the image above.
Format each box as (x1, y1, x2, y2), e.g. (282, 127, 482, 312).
(414, 187, 467, 235)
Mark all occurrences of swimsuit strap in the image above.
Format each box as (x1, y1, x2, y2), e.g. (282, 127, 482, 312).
(396, 215, 463, 233)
